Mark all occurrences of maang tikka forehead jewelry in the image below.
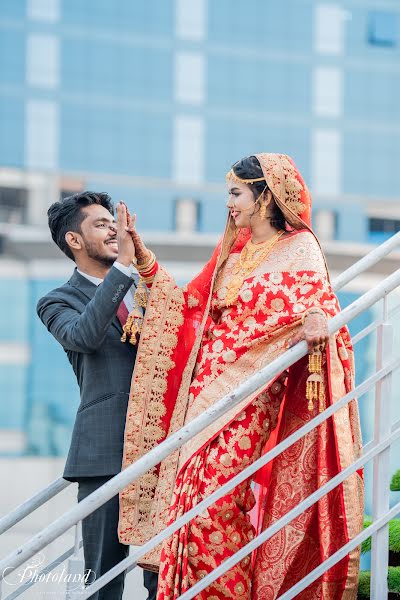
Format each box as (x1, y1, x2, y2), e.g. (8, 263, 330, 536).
(225, 168, 266, 185)
(226, 167, 270, 220)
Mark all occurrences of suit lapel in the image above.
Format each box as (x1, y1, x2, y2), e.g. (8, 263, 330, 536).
(68, 268, 124, 335)
(68, 269, 97, 301)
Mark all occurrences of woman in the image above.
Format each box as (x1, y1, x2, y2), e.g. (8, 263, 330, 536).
(118, 153, 364, 599)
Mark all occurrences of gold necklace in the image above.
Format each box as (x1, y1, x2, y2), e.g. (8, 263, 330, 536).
(225, 230, 284, 306)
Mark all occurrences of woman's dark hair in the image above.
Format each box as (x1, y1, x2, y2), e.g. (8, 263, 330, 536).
(47, 191, 114, 261)
(232, 156, 286, 230)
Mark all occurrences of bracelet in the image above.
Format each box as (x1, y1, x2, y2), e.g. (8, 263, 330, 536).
(301, 307, 326, 326)
(140, 266, 158, 283)
(134, 250, 156, 273)
(140, 261, 158, 279)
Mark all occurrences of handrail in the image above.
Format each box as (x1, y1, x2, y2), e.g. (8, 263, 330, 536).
(1, 267, 399, 581)
(1, 233, 398, 537)
(332, 229, 400, 291)
(77, 357, 400, 597)
(0, 477, 71, 535)
(178, 427, 400, 600)
(1, 233, 399, 599)
(2, 542, 83, 600)
(278, 500, 400, 600)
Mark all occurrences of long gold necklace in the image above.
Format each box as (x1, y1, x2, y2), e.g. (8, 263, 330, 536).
(225, 230, 285, 306)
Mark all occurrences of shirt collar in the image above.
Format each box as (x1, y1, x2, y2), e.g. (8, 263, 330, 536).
(77, 270, 103, 287)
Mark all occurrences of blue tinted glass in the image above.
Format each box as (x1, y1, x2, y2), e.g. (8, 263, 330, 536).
(337, 291, 374, 470)
(343, 130, 398, 198)
(84, 184, 175, 231)
(368, 231, 392, 244)
(208, 55, 311, 115)
(27, 278, 80, 457)
(61, 38, 173, 101)
(61, 0, 173, 36)
(199, 192, 227, 233)
(0, 279, 29, 341)
(0, 28, 25, 85)
(60, 103, 172, 177)
(0, 0, 26, 19)
(0, 366, 26, 429)
(0, 97, 24, 167)
(205, 118, 310, 184)
(345, 68, 400, 122)
(368, 11, 397, 47)
(208, 0, 313, 53)
(345, 6, 400, 61)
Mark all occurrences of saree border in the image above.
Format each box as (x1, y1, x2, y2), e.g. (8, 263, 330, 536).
(119, 267, 185, 545)
(328, 337, 364, 598)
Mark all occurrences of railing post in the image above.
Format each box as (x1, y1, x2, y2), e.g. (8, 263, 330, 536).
(370, 296, 393, 599)
(65, 522, 84, 600)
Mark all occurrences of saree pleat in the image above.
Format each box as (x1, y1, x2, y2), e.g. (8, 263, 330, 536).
(158, 389, 284, 599)
(252, 356, 362, 599)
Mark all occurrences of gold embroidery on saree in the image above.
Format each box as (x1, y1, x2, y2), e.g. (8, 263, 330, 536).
(119, 267, 185, 544)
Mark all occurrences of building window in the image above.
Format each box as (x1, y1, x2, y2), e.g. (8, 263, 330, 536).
(175, 198, 200, 233)
(25, 100, 59, 169)
(27, 0, 60, 22)
(313, 67, 343, 118)
(175, 52, 205, 105)
(0, 187, 28, 224)
(314, 4, 346, 55)
(369, 217, 400, 235)
(173, 116, 204, 184)
(176, 0, 206, 41)
(311, 129, 342, 196)
(314, 209, 338, 241)
(26, 34, 59, 89)
(368, 11, 397, 47)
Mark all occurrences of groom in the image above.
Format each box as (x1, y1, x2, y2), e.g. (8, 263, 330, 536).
(37, 192, 158, 600)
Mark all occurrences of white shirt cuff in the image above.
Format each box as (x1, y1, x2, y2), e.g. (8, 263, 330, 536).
(114, 261, 135, 278)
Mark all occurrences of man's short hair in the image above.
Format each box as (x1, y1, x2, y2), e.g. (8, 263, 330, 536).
(47, 191, 114, 261)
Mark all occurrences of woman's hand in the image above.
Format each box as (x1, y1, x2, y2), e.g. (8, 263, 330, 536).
(122, 203, 151, 266)
(289, 312, 329, 354)
(115, 201, 136, 266)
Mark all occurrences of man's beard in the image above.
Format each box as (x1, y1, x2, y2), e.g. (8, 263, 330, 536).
(84, 240, 116, 267)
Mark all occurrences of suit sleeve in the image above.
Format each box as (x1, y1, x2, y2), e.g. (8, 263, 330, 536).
(37, 266, 135, 353)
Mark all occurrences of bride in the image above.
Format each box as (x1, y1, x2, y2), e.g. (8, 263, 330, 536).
(118, 153, 363, 599)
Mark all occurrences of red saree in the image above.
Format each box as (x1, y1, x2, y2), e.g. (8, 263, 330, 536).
(118, 154, 364, 599)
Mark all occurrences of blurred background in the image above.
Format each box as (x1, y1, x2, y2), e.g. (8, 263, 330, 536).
(0, 0, 399, 595)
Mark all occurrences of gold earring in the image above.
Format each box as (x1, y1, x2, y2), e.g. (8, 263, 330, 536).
(259, 197, 267, 220)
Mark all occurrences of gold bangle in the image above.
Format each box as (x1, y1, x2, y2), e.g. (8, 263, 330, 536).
(140, 262, 157, 278)
(140, 270, 157, 283)
(138, 260, 155, 275)
(301, 307, 326, 326)
(135, 251, 156, 273)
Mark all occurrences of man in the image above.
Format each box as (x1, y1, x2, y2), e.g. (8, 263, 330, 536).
(37, 192, 158, 600)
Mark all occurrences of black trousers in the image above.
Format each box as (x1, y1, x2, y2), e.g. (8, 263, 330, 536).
(77, 476, 158, 600)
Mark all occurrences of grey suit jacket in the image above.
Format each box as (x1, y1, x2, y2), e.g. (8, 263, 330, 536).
(37, 265, 139, 480)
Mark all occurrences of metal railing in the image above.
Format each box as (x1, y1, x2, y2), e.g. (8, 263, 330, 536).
(0, 478, 71, 536)
(1, 231, 400, 599)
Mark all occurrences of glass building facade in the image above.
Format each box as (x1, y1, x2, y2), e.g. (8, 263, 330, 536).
(0, 0, 399, 468)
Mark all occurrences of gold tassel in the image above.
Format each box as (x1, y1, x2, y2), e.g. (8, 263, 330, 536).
(306, 350, 325, 412)
(120, 280, 149, 345)
(134, 279, 148, 309)
(121, 309, 143, 345)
